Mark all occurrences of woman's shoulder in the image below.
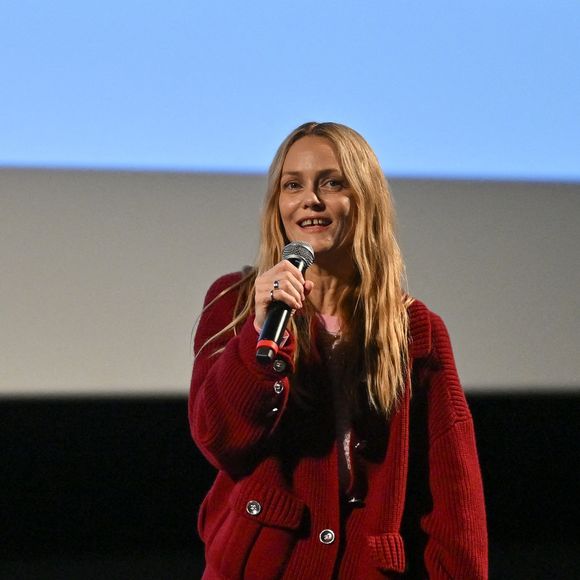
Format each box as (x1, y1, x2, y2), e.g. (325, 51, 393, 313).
(193, 268, 255, 354)
(407, 295, 449, 326)
(203, 267, 255, 306)
(205, 271, 243, 297)
(406, 296, 452, 359)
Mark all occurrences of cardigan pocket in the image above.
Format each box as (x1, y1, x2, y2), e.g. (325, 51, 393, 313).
(205, 478, 306, 579)
(367, 532, 407, 574)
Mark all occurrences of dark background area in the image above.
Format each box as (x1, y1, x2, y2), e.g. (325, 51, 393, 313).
(1, 393, 578, 579)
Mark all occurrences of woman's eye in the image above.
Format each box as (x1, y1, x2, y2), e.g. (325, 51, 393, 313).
(323, 179, 344, 190)
(283, 181, 301, 191)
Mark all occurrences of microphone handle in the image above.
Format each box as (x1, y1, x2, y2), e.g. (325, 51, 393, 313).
(255, 257, 307, 365)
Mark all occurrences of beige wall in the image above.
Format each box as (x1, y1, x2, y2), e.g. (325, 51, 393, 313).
(1, 169, 579, 395)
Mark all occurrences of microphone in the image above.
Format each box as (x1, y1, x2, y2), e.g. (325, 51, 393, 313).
(256, 241, 315, 365)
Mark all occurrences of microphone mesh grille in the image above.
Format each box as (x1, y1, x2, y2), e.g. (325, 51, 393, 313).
(282, 242, 315, 267)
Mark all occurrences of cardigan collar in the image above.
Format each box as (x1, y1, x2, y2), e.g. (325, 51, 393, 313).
(306, 297, 432, 360)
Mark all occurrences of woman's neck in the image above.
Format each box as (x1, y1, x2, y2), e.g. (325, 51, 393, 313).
(307, 260, 356, 316)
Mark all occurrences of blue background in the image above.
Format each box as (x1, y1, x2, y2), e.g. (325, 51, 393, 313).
(1, 0, 578, 180)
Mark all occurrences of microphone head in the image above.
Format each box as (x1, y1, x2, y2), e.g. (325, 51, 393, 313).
(282, 241, 315, 268)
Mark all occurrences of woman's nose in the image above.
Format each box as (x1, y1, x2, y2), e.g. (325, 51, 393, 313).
(302, 186, 324, 208)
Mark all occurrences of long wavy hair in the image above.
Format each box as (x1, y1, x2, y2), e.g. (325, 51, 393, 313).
(199, 122, 412, 416)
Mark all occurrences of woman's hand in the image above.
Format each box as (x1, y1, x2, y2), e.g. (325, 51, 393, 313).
(254, 261, 314, 330)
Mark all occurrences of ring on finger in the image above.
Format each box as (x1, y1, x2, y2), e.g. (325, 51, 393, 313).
(273, 280, 280, 290)
(270, 289, 275, 302)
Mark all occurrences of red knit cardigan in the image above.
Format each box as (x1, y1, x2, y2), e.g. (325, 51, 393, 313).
(189, 272, 488, 579)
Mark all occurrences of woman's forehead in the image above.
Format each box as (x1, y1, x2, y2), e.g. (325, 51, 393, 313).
(282, 136, 340, 174)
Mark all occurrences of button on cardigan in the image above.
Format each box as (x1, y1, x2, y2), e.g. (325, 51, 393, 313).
(189, 272, 488, 579)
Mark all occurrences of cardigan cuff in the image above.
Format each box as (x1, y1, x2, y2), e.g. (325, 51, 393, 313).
(238, 315, 296, 379)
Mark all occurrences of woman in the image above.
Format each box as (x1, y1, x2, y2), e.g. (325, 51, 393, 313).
(189, 122, 487, 579)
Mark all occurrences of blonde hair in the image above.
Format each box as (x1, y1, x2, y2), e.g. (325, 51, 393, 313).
(200, 122, 412, 416)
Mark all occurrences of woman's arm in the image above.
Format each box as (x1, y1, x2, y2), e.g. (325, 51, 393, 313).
(421, 313, 488, 580)
(188, 273, 295, 474)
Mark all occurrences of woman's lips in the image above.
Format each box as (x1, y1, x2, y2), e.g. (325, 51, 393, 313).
(298, 218, 332, 228)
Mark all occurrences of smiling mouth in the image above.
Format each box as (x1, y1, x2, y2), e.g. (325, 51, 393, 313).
(298, 218, 332, 227)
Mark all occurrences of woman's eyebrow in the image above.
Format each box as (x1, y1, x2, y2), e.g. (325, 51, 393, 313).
(281, 168, 341, 177)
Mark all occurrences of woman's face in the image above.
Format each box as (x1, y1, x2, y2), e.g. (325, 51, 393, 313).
(278, 136, 354, 263)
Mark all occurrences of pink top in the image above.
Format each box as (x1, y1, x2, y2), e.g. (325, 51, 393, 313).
(318, 313, 342, 336)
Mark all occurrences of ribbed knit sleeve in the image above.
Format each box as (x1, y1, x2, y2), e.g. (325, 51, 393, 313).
(421, 312, 488, 579)
(189, 273, 295, 474)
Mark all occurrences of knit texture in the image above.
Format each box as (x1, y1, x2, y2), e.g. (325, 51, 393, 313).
(190, 272, 488, 579)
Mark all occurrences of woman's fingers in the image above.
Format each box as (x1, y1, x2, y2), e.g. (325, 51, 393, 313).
(257, 274, 302, 310)
(303, 280, 314, 297)
(271, 277, 304, 306)
(253, 261, 310, 329)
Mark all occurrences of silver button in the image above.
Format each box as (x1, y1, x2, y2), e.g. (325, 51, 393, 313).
(354, 440, 367, 451)
(273, 359, 287, 373)
(319, 529, 335, 544)
(246, 500, 262, 516)
(346, 496, 363, 505)
(266, 407, 279, 417)
(273, 381, 284, 394)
